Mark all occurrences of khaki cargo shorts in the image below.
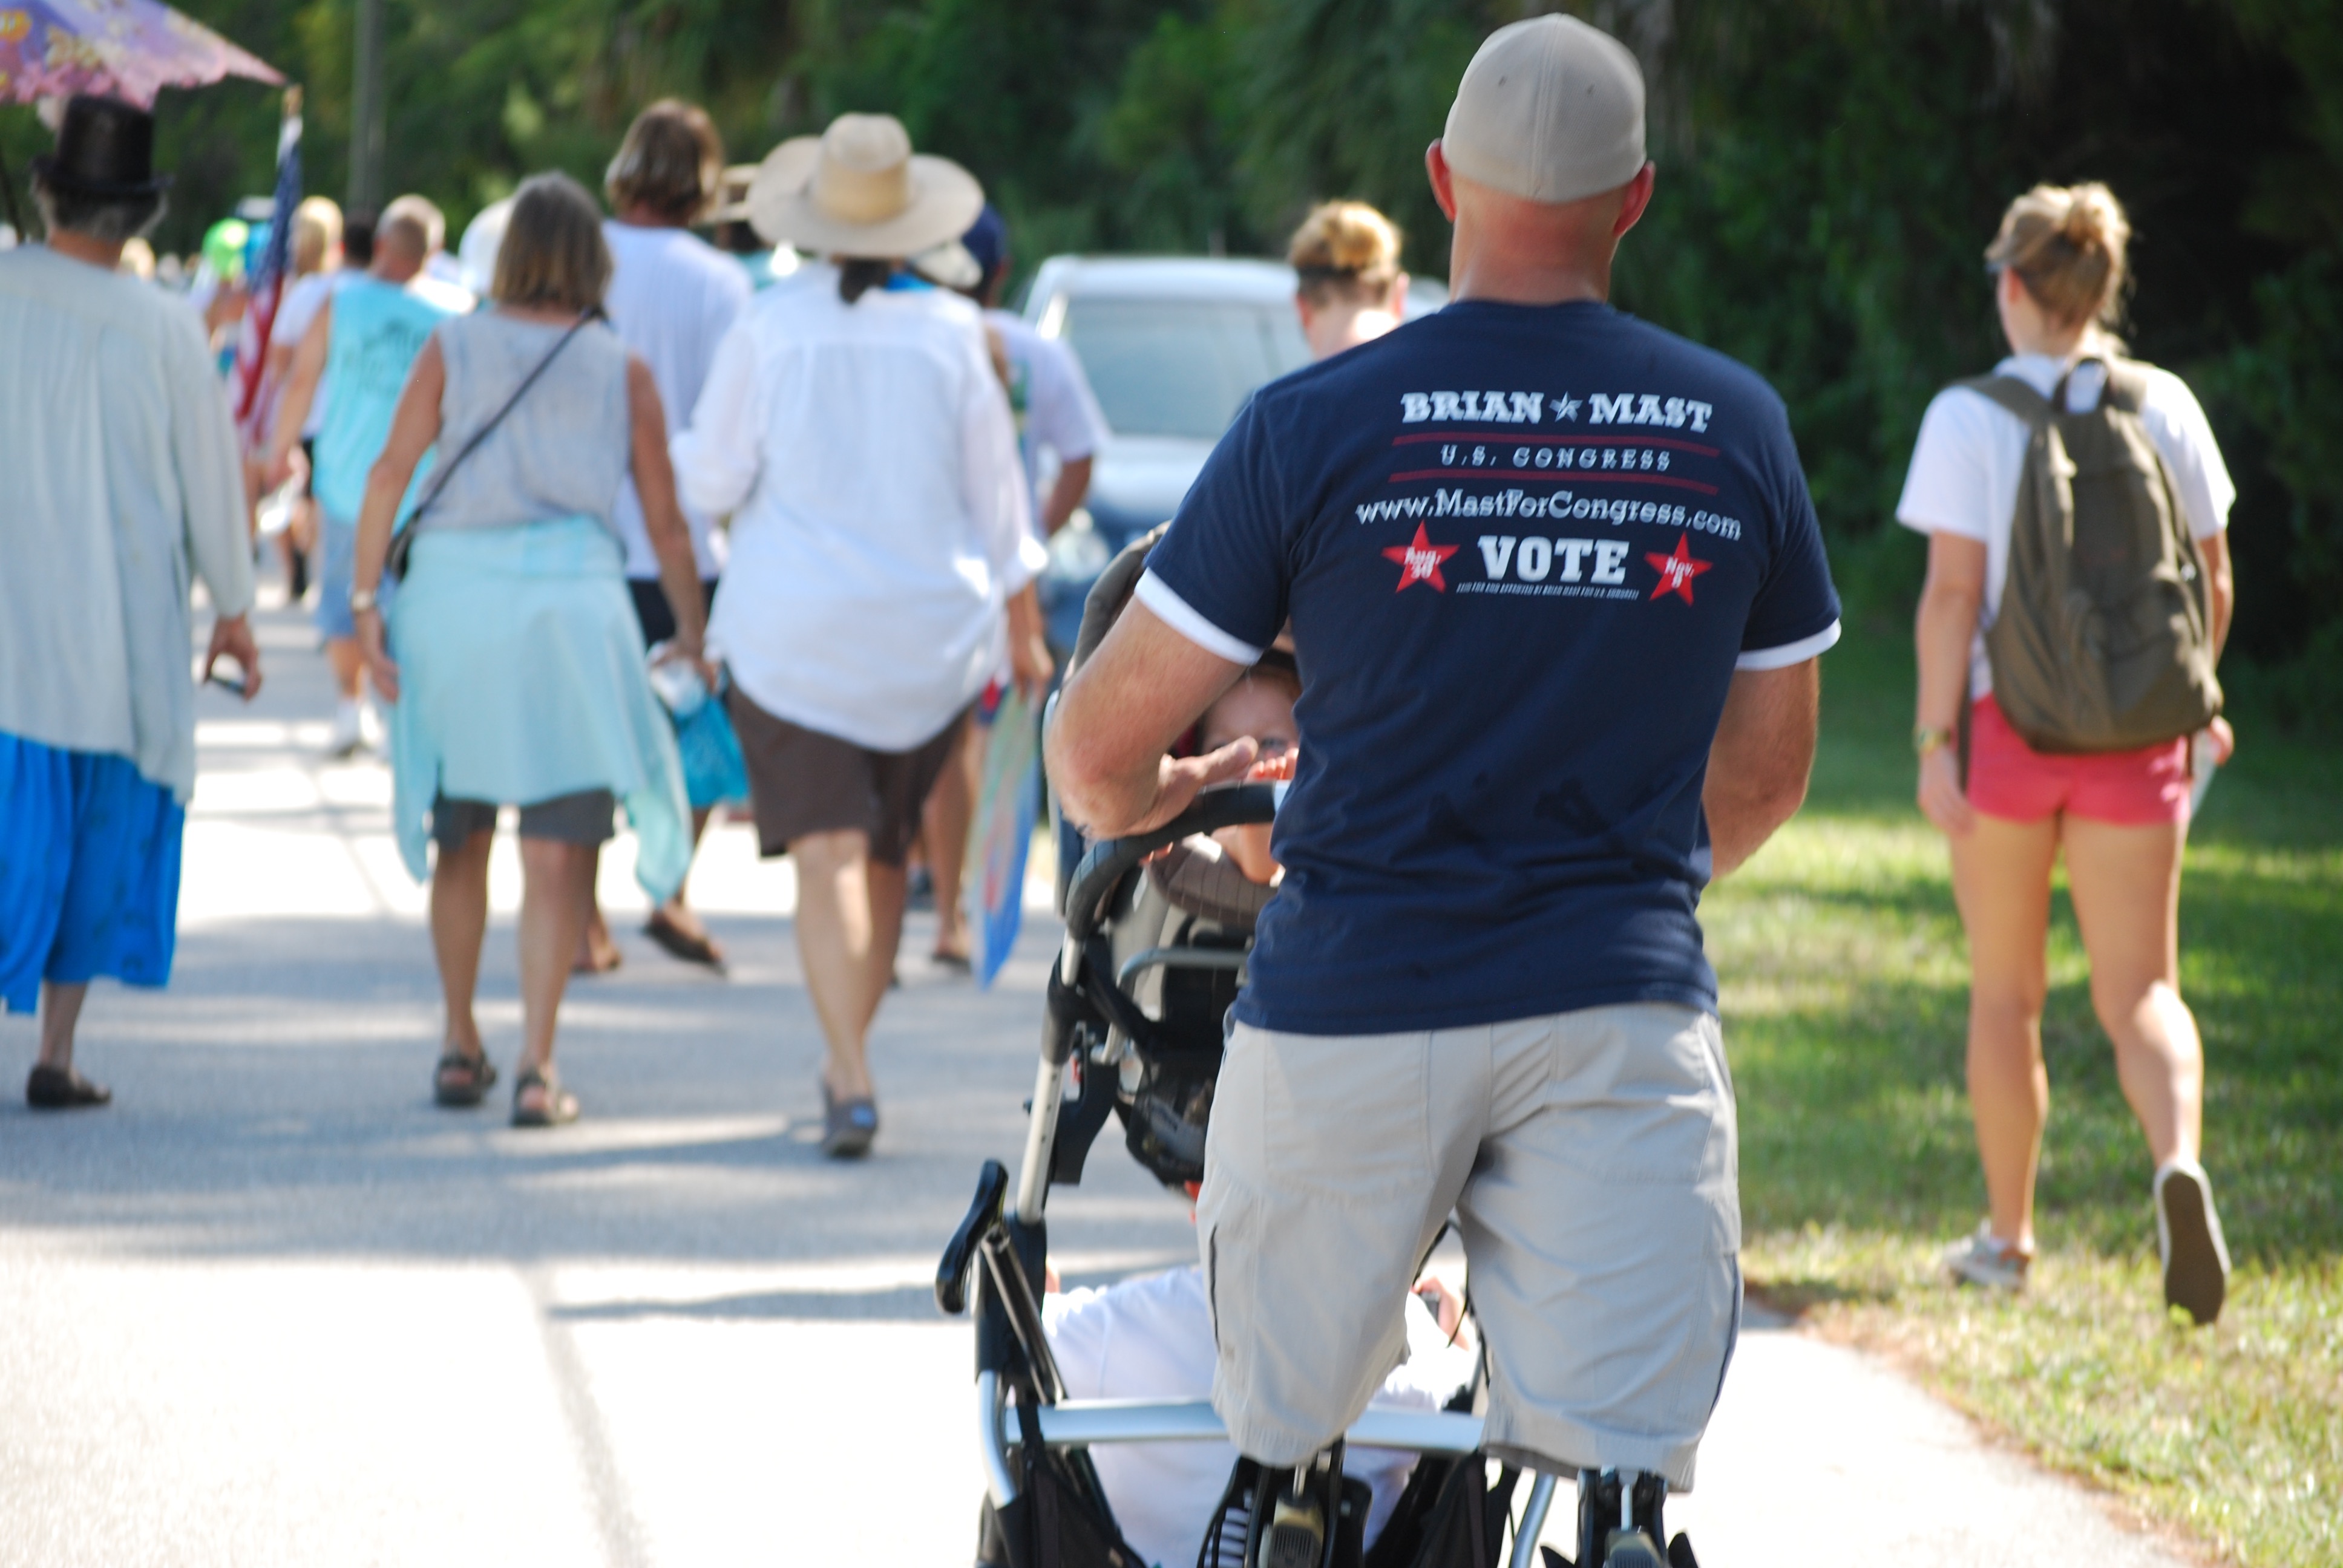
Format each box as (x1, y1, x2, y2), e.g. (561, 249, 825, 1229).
(1196, 1003, 1742, 1489)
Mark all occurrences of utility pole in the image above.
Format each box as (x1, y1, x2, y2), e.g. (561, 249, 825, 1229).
(349, 0, 385, 214)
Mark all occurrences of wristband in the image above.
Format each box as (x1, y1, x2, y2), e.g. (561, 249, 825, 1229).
(349, 587, 379, 615)
(1913, 725, 1955, 758)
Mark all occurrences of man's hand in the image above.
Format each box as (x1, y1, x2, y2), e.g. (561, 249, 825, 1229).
(1047, 598, 1248, 838)
(1009, 621, 1054, 705)
(203, 614, 263, 702)
(356, 610, 400, 704)
(1006, 583, 1054, 704)
(263, 442, 307, 495)
(1121, 739, 1261, 839)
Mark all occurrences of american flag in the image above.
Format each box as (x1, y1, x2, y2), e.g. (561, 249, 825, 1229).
(234, 93, 303, 446)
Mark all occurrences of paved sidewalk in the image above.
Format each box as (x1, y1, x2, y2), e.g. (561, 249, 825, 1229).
(0, 599, 2194, 1567)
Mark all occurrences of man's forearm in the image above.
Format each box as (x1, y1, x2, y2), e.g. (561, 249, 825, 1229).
(1008, 581, 1044, 643)
(1045, 719, 1165, 836)
(1705, 771, 1807, 878)
(1040, 457, 1093, 537)
(1702, 659, 1819, 878)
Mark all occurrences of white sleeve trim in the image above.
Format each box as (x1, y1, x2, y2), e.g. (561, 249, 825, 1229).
(1737, 619, 1842, 670)
(1133, 570, 1267, 665)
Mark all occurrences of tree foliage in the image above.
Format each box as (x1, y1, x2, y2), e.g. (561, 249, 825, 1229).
(3, 0, 2337, 720)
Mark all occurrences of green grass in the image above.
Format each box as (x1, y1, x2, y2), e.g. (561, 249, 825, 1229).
(1709, 629, 2343, 1568)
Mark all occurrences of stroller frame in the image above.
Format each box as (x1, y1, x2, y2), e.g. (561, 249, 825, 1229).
(936, 774, 1563, 1568)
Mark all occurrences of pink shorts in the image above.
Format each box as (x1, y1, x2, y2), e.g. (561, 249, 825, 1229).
(1967, 693, 2191, 826)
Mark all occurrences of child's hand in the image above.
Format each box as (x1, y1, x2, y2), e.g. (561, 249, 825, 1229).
(1247, 749, 1297, 783)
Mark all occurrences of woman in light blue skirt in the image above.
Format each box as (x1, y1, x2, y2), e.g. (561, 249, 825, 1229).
(347, 172, 709, 1126)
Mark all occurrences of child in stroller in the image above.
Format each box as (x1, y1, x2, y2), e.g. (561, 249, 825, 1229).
(936, 534, 1658, 1568)
(1040, 644, 1475, 1567)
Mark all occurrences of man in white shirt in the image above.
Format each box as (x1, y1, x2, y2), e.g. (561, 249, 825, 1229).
(578, 99, 754, 975)
(916, 204, 1111, 965)
(959, 204, 1111, 543)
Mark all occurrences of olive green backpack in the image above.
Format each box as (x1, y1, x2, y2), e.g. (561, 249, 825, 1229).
(1961, 360, 2221, 753)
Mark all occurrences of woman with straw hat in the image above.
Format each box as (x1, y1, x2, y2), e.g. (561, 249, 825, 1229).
(673, 113, 1050, 1157)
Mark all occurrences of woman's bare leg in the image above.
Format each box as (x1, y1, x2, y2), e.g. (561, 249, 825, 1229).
(575, 843, 622, 973)
(1950, 812, 2060, 1250)
(654, 808, 723, 950)
(517, 837, 595, 1115)
(922, 727, 983, 961)
(790, 828, 908, 1101)
(324, 636, 367, 704)
(430, 828, 493, 1060)
(2060, 817, 2198, 1167)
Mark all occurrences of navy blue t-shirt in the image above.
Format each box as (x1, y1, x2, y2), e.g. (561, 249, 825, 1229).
(1139, 299, 1840, 1034)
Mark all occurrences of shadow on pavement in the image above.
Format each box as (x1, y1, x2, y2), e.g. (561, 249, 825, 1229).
(0, 909, 1195, 1275)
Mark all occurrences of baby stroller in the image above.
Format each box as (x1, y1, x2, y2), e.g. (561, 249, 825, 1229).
(936, 537, 1672, 1568)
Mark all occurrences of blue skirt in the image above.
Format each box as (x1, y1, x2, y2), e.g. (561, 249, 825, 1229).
(385, 518, 693, 901)
(0, 731, 185, 1014)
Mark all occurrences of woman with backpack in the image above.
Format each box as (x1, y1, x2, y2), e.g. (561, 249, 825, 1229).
(1898, 183, 2236, 1323)
(347, 172, 704, 1128)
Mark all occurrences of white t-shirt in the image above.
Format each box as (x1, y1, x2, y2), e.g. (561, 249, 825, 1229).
(672, 266, 1043, 750)
(987, 309, 1109, 521)
(1043, 1266, 1473, 1568)
(604, 221, 753, 580)
(1895, 351, 2233, 697)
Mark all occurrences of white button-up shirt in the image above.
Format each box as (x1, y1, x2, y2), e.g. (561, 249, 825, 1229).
(672, 269, 1043, 751)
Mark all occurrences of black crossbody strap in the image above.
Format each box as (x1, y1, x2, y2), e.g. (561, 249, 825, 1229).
(386, 306, 605, 579)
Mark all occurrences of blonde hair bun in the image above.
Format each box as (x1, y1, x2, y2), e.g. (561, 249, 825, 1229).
(1289, 200, 1403, 306)
(1987, 181, 2131, 330)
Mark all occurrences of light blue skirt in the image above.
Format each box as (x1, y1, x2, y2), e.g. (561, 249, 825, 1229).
(385, 518, 692, 901)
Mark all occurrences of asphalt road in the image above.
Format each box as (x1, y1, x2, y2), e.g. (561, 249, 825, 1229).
(0, 595, 2194, 1567)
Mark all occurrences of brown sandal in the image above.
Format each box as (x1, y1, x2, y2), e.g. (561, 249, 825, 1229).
(511, 1064, 580, 1128)
(433, 1049, 497, 1108)
(644, 909, 726, 973)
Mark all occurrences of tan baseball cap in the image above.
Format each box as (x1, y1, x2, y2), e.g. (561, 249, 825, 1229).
(1442, 15, 1646, 205)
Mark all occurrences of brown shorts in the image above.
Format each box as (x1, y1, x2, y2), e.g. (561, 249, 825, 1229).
(725, 689, 969, 866)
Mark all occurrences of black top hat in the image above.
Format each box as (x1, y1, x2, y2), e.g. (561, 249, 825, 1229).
(30, 95, 172, 200)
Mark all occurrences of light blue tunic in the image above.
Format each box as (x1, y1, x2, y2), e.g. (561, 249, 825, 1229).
(386, 521, 690, 898)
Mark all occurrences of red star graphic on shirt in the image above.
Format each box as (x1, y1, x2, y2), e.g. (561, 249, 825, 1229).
(1645, 532, 1715, 604)
(1382, 524, 1460, 593)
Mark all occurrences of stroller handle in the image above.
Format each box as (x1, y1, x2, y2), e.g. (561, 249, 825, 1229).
(1061, 783, 1280, 945)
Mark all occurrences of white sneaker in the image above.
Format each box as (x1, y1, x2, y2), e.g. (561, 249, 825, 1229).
(2154, 1159, 2230, 1325)
(1942, 1222, 2030, 1292)
(357, 702, 384, 754)
(325, 701, 364, 758)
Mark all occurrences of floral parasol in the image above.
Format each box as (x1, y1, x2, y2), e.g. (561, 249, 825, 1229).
(0, 0, 280, 107)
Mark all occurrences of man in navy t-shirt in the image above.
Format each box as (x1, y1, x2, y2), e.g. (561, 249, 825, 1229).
(1049, 17, 1837, 1564)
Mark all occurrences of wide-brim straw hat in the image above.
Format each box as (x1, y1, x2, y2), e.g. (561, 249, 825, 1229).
(748, 113, 982, 259)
